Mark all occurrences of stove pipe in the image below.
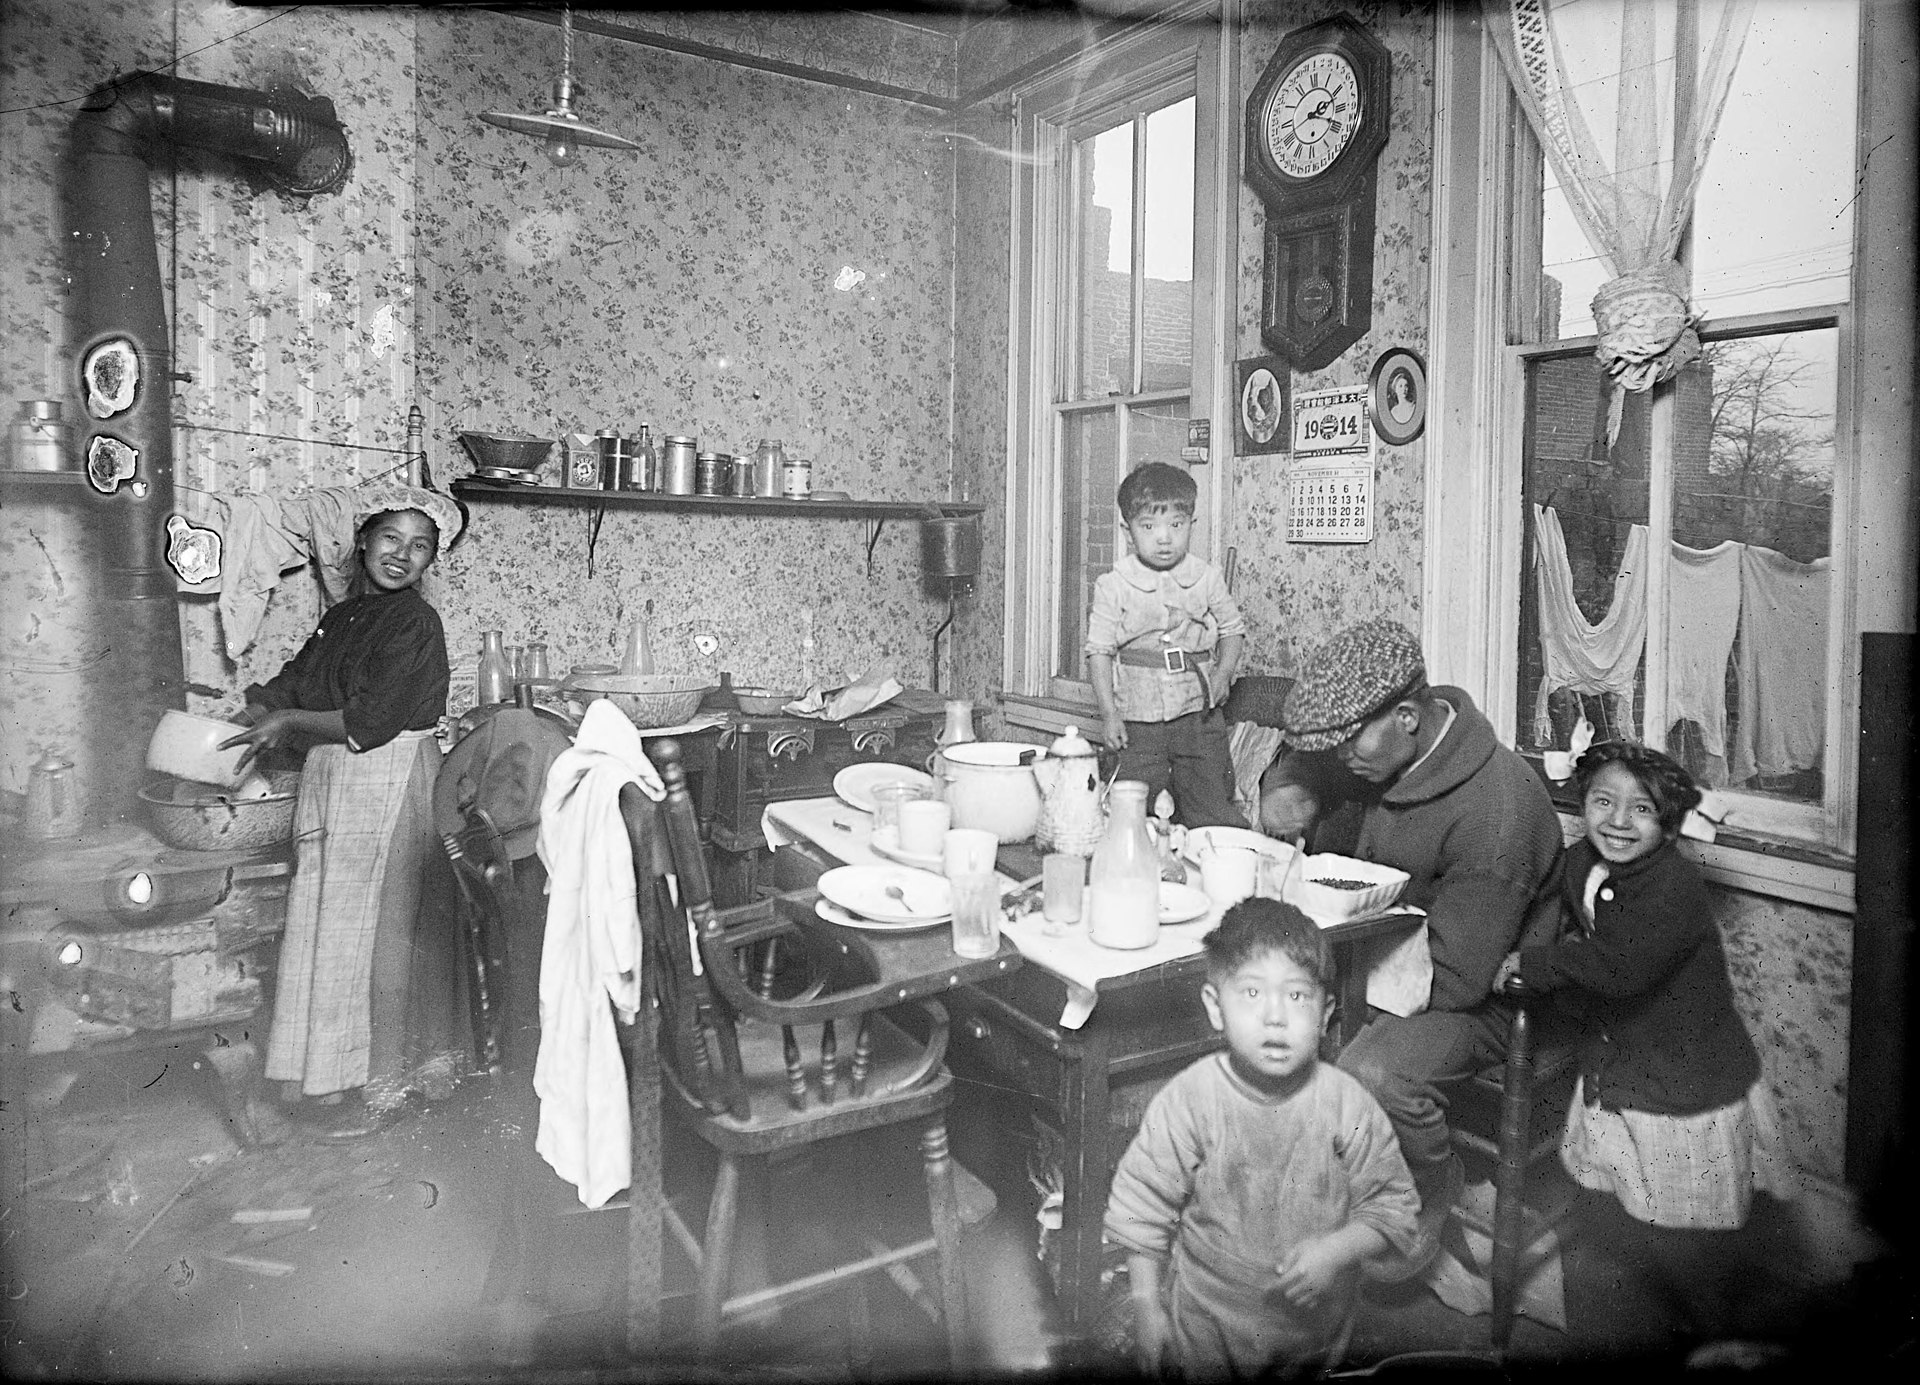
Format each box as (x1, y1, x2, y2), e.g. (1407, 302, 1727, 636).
(42, 74, 350, 824)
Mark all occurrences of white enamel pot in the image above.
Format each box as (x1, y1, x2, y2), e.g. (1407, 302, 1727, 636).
(941, 741, 1043, 843)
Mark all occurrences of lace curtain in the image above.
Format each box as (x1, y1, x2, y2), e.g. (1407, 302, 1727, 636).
(1482, 0, 1755, 441)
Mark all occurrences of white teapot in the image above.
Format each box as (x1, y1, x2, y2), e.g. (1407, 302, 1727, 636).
(1032, 724, 1105, 856)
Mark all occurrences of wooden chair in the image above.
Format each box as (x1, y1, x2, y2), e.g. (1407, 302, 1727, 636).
(629, 737, 983, 1368)
(1447, 978, 1578, 1349)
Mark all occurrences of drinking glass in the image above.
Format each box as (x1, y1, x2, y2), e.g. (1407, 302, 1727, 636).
(871, 781, 927, 844)
(948, 872, 1001, 959)
(1042, 852, 1085, 932)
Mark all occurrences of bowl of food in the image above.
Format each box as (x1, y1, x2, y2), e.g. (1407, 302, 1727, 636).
(1287, 853, 1410, 922)
(140, 771, 301, 852)
(568, 673, 711, 729)
(459, 432, 554, 476)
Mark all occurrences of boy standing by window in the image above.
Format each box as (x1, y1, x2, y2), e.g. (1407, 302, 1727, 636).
(1086, 462, 1245, 827)
(1106, 900, 1420, 1377)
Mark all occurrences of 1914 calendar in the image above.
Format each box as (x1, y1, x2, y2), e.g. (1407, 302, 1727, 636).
(1287, 385, 1374, 544)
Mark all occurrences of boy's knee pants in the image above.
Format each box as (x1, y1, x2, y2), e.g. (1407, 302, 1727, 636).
(1117, 707, 1238, 828)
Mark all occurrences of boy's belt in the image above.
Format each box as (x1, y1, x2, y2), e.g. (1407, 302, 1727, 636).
(1115, 646, 1214, 673)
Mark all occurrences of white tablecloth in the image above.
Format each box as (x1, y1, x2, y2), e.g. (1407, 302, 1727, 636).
(759, 795, 1426, 1030)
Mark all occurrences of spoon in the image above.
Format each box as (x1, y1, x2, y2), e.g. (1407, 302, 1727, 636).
(884, 883, 917, 915)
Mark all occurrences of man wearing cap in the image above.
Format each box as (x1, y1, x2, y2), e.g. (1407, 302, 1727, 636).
(1282, 618, 1562, 1274)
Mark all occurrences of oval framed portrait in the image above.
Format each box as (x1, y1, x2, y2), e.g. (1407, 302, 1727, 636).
(1367, 347, 1427, 447)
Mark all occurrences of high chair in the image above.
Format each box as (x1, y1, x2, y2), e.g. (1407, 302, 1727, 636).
(628, 738, 997, 1368)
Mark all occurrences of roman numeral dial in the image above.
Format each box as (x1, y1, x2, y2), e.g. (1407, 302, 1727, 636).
(1263, 53, 1362, 180)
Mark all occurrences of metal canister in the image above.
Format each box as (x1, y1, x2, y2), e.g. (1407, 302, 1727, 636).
(661, 435, 698, 495)
(730, 453, 754, 497)
(752, 438, 784, 498)
(782, 455, 813, 499)
(595, 430, 623, 490)
(10, 400, 70, 472)
(695, 451, 724, 496)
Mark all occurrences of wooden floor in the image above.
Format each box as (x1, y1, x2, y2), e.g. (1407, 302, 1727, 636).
(1, 1045, 1903, 1381)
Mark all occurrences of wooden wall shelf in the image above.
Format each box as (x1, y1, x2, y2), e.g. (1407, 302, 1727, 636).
(451, 478, 982, 521)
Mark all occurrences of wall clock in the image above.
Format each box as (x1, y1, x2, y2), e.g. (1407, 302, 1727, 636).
(1245, 15, 1391, 371)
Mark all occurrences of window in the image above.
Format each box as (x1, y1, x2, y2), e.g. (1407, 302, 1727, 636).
(1004, 18, 1227, 718)
(1428, 0, 1912, 867)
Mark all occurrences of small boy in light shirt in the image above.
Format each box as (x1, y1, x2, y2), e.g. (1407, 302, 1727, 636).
(1086, 462, 1245, 827)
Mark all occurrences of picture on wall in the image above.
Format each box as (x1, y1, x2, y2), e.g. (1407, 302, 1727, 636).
(1367, 346, 1427, 446)
(1235, 354, 1291, 457)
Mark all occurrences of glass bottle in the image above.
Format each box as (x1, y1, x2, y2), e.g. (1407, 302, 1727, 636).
(525, 642, 551, 682)
(1088, 780, 1160, 949)
(930, 698, 976, 801)
(477, 630, 511, 706)
(636, 422, 658, 492)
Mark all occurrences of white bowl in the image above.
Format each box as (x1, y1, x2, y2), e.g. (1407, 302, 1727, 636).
(1288, 852, 1410, 922)
(1184, 824, 1296, 869)
(146, 709, 253, 789)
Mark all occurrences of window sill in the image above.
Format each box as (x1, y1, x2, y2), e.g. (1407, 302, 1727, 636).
(1530, 758, 1856, 915)
(999, 691, 1104, 743)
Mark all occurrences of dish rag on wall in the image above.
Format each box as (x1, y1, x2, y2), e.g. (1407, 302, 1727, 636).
(532, 700, 665, 1209)
(1530, 505, 1648, 742)
(179, 486, 364, 658)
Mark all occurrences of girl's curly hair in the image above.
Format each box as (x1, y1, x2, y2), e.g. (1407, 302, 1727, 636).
(1570, 740, 1702, 835)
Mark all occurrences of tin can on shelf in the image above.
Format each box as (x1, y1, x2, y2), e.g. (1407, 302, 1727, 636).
(695, 451, 724, 496)
(661, 435, 698, 495)
(561, 433, 600, 488)
(752, 438, 784, 498)
(595, 430, 622, 490)
(782, 455, 812, 499)
(730, 453, 754, 497)
(10, 400, 70, 472)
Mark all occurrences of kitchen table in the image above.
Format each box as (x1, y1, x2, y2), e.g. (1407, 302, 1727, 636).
(761, 798, 1425, 1338)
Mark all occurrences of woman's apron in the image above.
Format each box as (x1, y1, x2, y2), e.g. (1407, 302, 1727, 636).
(266, 729, 443, 1095)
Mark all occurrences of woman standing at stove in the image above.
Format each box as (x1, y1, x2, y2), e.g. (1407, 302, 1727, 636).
(223, 484, 464, 1140)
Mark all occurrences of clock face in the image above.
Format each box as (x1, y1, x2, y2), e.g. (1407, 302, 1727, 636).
(1264, 52, 1362, 181)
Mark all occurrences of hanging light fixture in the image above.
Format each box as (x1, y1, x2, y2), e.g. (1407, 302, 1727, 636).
(479, 4, 639, 166)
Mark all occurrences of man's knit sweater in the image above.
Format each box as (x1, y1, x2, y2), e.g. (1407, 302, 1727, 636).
(1355, 688, 1563, 1012)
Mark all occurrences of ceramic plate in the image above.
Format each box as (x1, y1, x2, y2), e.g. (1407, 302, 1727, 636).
(1159, 881, 1212, 925)
(869, 829, 946, 874)
(832, 762, 933, 815)
(815, 898, 945, 933)
(474, 466, 540, 484)
(816, 865, 951, 924)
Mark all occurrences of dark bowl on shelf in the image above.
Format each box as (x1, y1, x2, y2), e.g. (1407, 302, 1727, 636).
(459, 432, 554, 474)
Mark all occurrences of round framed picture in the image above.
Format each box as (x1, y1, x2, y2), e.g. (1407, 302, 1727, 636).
(1368, 347, 1427, 446)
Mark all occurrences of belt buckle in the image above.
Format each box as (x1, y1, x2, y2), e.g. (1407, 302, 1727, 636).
(1161, 647, 1189, 674)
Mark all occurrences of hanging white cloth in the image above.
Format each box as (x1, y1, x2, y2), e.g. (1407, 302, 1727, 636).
(1732, 546, 1829, 782)
(1531, 504, 1648, 741)
(1483, 0, 1756, 441)
(1666, 540, 1743, 787)
(533, 699, 666, 1209)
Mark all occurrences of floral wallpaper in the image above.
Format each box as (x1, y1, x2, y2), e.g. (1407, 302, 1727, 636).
(414, 8, 958, 700)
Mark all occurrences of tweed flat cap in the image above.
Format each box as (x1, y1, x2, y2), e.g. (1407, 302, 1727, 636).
(1282, 618, 1426, 751)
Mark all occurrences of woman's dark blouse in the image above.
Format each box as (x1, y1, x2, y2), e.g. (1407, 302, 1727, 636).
(245, 586, 449, 753)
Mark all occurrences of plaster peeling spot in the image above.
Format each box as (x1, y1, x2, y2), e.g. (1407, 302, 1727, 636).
(312, 288, 333, 310)
(504, 209, 579, 267)
(368, 303, 398, 360)
(834, 266, 867, 292)
(130, 480, 149, 498)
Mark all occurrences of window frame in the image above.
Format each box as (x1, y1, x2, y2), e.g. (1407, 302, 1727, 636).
(1426, 2, 1914, 891)
(1002, 10, 1232, 728)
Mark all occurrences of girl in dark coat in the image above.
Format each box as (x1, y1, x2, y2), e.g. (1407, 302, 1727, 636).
(1494, 740, 1775, 1341)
